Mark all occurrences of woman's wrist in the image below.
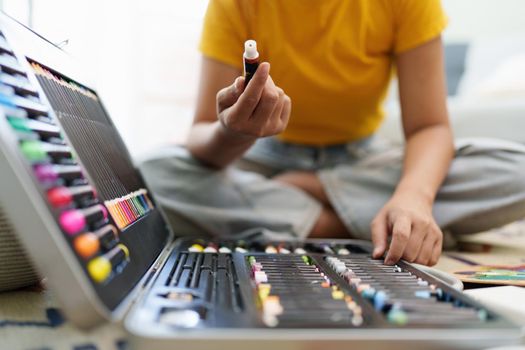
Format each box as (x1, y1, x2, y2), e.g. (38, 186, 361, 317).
(392, 180, 436, 208)
(215, 120, 257, 146)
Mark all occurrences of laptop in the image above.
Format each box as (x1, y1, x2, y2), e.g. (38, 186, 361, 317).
(0, 12, 522, 350)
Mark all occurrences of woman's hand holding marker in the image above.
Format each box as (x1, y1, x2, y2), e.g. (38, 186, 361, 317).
(215, 62, 292, 141)
(186, 40, 292, 169)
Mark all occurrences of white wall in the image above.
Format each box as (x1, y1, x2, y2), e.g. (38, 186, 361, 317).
(443, 0, 525, 42)
(3, 0, 207, 156)
(2, 1, 525, 156)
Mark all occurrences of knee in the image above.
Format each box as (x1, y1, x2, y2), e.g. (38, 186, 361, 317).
(499, 152, 525, 195)
(139, 146, 207, 176)
(138, 146, 214, 193)
(513, 153, 525, 187)
(468, 149, 525, 196)
(472, 151, 525, 227)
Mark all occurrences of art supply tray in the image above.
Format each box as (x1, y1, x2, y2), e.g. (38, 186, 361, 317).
(127, 238, 505, 330)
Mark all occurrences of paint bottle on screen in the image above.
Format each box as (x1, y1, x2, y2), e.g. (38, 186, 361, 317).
(243, 39, 259, 86)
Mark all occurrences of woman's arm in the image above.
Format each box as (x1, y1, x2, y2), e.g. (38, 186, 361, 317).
(371, 36, 454, 266)
(187, 57, 291, 169)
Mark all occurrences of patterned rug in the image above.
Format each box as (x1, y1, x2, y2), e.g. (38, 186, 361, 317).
(0, 283, 126, 350)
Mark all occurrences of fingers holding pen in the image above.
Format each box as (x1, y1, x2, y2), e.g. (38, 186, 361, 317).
(272, 88, 292, 132)
(252, 84, 290, 134)
(216, 76, 245, 111)
(217, 61, 291, 140)
(234, 62, 271, 116)
(237, 63, 291, 136)
(251, 76, 280, 126)
(269, 89, 292, 134)
(263, 87, 286, 132)
(280, 95, 292, 126)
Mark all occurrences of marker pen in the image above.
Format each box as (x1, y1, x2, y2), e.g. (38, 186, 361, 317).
(87, 244, 129, 283)
(34, 164, 83, 183)
(8, 116, 61, 139)
(20, 140, 71, 163)
(73, 224, 119, 259)
(59, 204, 108, 235)
(243, 39, 259, 86)
(47, 185, 96, 208)
(74, 232, 100, 259)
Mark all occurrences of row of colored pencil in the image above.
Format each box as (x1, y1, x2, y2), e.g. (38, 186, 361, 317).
(105, 189, 154, 230)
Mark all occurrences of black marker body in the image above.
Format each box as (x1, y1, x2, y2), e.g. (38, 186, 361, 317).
(244, 57, 259, 86)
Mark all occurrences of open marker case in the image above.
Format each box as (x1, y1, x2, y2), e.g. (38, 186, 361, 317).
(0, 13, 523, 350)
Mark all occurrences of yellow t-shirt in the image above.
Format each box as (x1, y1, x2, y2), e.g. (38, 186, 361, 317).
(199, 0, 447, 145)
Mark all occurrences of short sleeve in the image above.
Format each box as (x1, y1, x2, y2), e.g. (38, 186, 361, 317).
(199, 0, 248, 69)
(393, 0, 448, 53)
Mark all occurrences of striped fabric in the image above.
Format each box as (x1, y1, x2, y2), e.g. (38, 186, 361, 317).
(0, 205, 40, 292)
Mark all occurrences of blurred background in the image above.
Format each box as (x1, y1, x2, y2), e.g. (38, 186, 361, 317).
(2, 0, 525, 156)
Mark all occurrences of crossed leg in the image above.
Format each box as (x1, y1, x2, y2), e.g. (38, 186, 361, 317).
(273, 171, 350, 238)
